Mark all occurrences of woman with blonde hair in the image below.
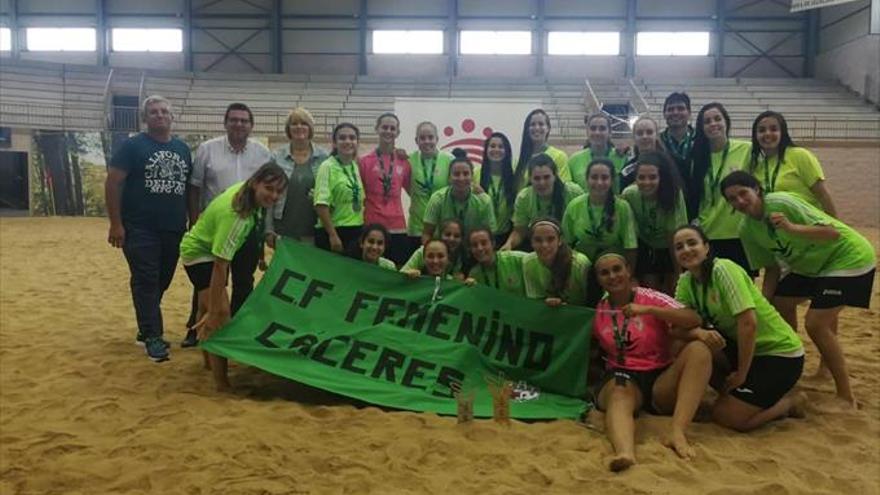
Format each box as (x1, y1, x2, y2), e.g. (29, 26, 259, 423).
(267, 107, 329, 246)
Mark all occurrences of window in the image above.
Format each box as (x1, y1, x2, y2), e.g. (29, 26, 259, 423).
(112, 28, 183, 52)
(0, 28, 10, 51)
(26, 28, 96, 51)
(372, 30, 443, 54)
(460, 31, 531, 55)
(636, 32, 710, 56)
(548, 32, 619, 55)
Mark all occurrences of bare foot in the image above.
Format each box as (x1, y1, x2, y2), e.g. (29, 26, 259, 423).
(834, 393, 859, 410)
(662, 428, 695, 460)
(806, 366, 831, 381)
(787, 392, 808, 419)
(608, 454, 635, 472)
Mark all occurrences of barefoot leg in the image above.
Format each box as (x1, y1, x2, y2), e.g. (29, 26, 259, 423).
(209, 354, 231, 392)
(596, 378, 642, 472)
(653, 342, 712, 459)
(805, 307, 855, 406)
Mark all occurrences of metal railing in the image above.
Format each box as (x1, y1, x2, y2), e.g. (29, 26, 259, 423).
(627, 78, 651, 116)
(102, 68, 115, 129)
(583, 78, 602, 115)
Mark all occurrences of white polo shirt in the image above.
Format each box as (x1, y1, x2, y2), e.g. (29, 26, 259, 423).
(190, 135, 272, 208)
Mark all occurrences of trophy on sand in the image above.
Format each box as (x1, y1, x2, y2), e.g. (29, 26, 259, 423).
(452, 381, 474, 424)
(485, 373, 512, 425)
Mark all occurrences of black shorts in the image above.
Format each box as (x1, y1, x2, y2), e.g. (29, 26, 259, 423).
(315, 225, 362, 253)
(775, 269, 875, 309)
(383, 233, 409, 268)
(594, 367, 668, 414)
(723, 345, 804, 409)
(710, 239, 758, 278)
(636, 241, 674, 276)
(184, 261, 227, 291)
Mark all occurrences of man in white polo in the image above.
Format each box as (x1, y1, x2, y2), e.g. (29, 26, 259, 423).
(183, 102, 272, 346)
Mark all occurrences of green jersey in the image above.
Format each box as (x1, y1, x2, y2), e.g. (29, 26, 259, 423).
(568, 146, 628, 193)
(473, 166, 515, 235)
(313, 155, 365, 227)
(514, 145, 572, 187)
(180, 183, 256, 264)
(621, 185, 688, 248)
(376, 257, 396, 270)
(750, 147, 826, 211)
(562, 194, 638, 260)
(469, 250, 527, 296)
(407, 150, 453, 236)
(698, 139, 751, 239)
(512, 182, 584, 229)
(543, 145, 572, 183)
(401, 245, 463, 277)
(675, 258, 803, 356)
(522, 251, 592, 306)
(423, 186, 497, 236)
(739, 192, 876, 277)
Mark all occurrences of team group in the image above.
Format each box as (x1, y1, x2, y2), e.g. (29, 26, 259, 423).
(105, 91, 875, 471)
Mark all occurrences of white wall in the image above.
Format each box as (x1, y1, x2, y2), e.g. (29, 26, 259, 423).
(817, 0, 879, 104)
(636, 56, 715, 78)
(817, 34, 880, 104)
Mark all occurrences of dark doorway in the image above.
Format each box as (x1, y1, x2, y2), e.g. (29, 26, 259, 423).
(111, 95, 140, 132)
(0, 151, 29, 213)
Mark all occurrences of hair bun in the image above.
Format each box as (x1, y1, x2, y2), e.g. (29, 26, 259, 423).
(451, 148, 468, 160)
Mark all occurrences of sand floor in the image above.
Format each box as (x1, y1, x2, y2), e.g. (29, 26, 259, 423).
(1, 145, 879, 494)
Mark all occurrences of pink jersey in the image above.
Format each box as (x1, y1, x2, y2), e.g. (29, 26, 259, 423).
(593, 287, 682, 371)
(358, 150, 411, 232)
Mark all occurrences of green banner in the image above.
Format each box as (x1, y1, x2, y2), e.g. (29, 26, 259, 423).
(202, 240, 593, 419)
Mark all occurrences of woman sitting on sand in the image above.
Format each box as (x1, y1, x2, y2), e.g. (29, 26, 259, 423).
(402, 239, 452, 279)
(465, 227, 526, 296)
(180, 162, 289, 391)
(722, 171, 874, 407)
(591, 251, 711, 472)
(354, 223, 397, 270)
(672, 225, 807, 431)
(402, 219, 466, 279)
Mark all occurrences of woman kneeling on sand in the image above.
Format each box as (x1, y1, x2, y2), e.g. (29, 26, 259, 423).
(672, 225, 806, 431)
(180, 162, 289, 391)
(591, 251, 713, 472)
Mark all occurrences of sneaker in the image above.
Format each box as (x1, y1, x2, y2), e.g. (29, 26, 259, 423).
(136, 332, 170, 349)
(181, 328, 199, 348)
(145, 337, 170, 362)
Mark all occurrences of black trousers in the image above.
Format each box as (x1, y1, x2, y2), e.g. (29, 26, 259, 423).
(186, 229, 261, 327)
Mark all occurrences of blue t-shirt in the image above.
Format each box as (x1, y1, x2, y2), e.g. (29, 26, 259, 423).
(110, 133, 193, 232)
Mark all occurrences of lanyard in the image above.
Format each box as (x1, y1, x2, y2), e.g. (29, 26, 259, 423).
(591, 145, 610, 159)
(418, 153, 437, 195)
(764, 217, 793, 257)
(585, 198, 605, 238)
(376, 149, 394, 202)
(607, 291, 635, 367)
(480, 258, 499, 289)
(662, 128, 694, 161)
(338, 160, 361, 212)
(640, 195, 659, 239)
(488, 174, 504, 211)
(446, 188, 470, 224)
(535, 190, 554, 219)
(762, 154, 782, 193)
(705, 142, 730, 206)
(690, 272, 715, 329)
